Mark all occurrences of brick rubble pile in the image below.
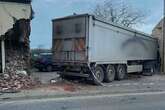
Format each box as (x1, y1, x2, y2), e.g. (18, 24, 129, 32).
(0, 50, 36, 93)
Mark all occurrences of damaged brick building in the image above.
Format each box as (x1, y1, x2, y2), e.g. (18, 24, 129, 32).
(0, 0, 35, 91)
(152, 18, 164, 72)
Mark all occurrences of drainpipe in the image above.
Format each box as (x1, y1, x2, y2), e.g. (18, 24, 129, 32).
(0, 24, 5, 73)
(1, 40, 5, 73)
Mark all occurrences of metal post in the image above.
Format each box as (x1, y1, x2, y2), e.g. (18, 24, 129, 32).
(1, 40, 5, 73)
(0, 25, 5, 73)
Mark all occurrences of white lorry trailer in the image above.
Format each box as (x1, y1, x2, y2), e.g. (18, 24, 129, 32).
(52, 14, 159, 84)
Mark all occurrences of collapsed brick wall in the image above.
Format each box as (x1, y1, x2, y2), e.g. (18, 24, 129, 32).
(0, 19, 37, 92)
(5, 19, 31, 73)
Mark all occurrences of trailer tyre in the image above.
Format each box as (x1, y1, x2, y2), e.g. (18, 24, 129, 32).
(104, 65, 116, 82)
(93, 66, 104, 85)
(143, 64, 156, 76)
(116, 65, 127, 80)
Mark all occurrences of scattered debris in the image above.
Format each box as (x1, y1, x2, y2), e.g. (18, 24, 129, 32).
(0, 70, 37, 93)
(49, 78, 89, 92)
(62, 84, 77, 92)
(0, 44, 36, 93)
(50, 76, 62, 84)
(0, 47, 36, 93)
(16, 70, 28, 76)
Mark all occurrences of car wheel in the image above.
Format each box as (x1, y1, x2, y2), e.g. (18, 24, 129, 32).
(46, 65, 53, 72)
(38, 68, 43, 72)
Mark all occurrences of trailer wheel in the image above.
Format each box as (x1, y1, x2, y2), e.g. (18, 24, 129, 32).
(104, 65, 116, 82)
(143, 64, 156, 76)
(116, 65, 127, 80)
(92, 66, 104, 85)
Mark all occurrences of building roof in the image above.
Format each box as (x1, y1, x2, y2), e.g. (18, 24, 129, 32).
(0, 0, 31, 4)
(154, 18, 164, 30)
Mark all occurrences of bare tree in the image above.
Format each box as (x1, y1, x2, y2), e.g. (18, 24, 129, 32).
(93, 0, 146, 27)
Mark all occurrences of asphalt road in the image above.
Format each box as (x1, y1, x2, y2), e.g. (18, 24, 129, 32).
(0, 92, 165, 110)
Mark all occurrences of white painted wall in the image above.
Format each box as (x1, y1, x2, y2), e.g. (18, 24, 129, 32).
(0, 2, 31, 36)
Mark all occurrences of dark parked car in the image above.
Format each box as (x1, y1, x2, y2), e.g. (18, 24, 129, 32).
(34, 53, 56, 72)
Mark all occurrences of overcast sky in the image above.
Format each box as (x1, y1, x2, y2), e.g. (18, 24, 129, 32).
(30, 0, 163, 49)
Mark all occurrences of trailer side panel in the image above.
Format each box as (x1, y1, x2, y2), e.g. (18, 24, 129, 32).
(88, 17, 158, 64)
